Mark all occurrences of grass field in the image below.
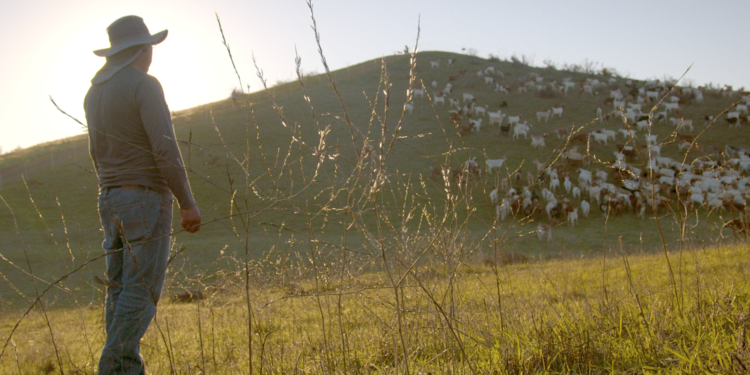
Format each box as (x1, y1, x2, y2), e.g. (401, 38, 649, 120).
(0, 21, 749, 372)
(1, 242, 748, 373)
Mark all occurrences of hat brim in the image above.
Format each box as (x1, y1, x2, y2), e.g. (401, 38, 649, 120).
(93, 29, 168, 57)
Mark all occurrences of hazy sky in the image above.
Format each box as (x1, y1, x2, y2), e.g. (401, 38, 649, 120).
(2, 0, 749, 154)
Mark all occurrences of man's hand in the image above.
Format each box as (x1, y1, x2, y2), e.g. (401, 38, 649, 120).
(180, 205, 201, 233)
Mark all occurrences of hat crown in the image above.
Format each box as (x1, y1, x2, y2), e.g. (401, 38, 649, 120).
(107, 16, 150, 44)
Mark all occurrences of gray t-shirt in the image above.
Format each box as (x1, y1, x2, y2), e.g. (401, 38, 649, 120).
(84, 66, 195, 209)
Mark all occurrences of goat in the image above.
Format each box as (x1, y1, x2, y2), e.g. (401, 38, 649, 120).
(563, 176, 572, 193)
(580, 200, 590, 217)
(404, 102, 414, 114)
(486, 157, 507, 174)
(578, 169, 593, 186)
(545, 175, 559, 192)
(663, 102, 679, 112)
(590, 132, 609, 145)
(555, 128, 568, 139)
(599, 129, 617, 141)
(470, 118, 483, 132)
(433, 95, 445, 105)
(489, 186, 499, 204)
(508, 115, 522, 126)
(618, 129, 637, 141)
(513, 124, 529, 139)
(463, 93, 474, 103)
(537, 220, 555, 241)
(531, 134, 547, 149)
(567, 208, 579, 227)
(497, 198, 512, 221)
(430, 60, 440, 69)
(500, 123, 510, 136)
(551, 106, 565, 118)
(537, 109, 552, 123)
(489, 112, 505, 127)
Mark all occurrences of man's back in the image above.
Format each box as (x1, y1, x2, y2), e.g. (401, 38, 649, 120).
(85, 65, 194, 209)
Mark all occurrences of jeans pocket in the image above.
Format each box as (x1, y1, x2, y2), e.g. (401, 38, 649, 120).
(112, 202, 150, 243)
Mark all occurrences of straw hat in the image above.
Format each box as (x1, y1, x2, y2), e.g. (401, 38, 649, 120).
(94, 15, 167, 57)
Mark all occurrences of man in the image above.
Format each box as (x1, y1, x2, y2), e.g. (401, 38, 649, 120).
(84, 15, 201, 374)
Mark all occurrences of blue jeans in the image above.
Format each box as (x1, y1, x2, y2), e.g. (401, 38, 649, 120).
(97, 186, 173, 375)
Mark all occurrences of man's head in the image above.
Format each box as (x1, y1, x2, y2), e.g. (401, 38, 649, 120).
(94, 16, 166, 57)
(91, 16, 164, 84)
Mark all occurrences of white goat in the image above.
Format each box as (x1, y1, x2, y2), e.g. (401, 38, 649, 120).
(663, 102, 679, 112)
(581, 200, 590, 217)
(550, 177, 560, 191)
(497, 199, 511, 221)
(508, 115, 522, 126)
(567, 208, 579, 227)
(486, 157, 507, 174)
(404, 102, 413, 114)
(470, 118, 483, 132)
(513, 125, 529, 139)
(590, 132, 608, 145)
(537, 222, 553, 241)
(531, 134, 547, 149)
(578, 169, 593, 186)
(563, 176, 572, 193)
(490, 114, 505, 127)
(537, 109, 552, 123)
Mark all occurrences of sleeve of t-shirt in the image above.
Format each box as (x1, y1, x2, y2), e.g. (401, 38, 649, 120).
(136, 75, 196, 209)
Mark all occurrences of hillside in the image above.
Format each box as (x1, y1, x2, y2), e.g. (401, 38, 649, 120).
(0, 51, 748, 306)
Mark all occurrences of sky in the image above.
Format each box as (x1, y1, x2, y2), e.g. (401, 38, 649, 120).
(1, 0, 749, 154)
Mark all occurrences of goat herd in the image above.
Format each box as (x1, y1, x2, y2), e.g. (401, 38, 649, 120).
(412, 57, 750, 240)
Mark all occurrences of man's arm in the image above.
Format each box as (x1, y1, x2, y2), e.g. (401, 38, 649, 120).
(137, 76, 201, 232)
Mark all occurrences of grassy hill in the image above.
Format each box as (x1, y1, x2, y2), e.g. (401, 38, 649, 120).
(0, 51, 748, 308)
(1, 49, 749, 373)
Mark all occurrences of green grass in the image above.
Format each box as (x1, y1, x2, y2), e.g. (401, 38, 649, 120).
(1, 242, 748, 373)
